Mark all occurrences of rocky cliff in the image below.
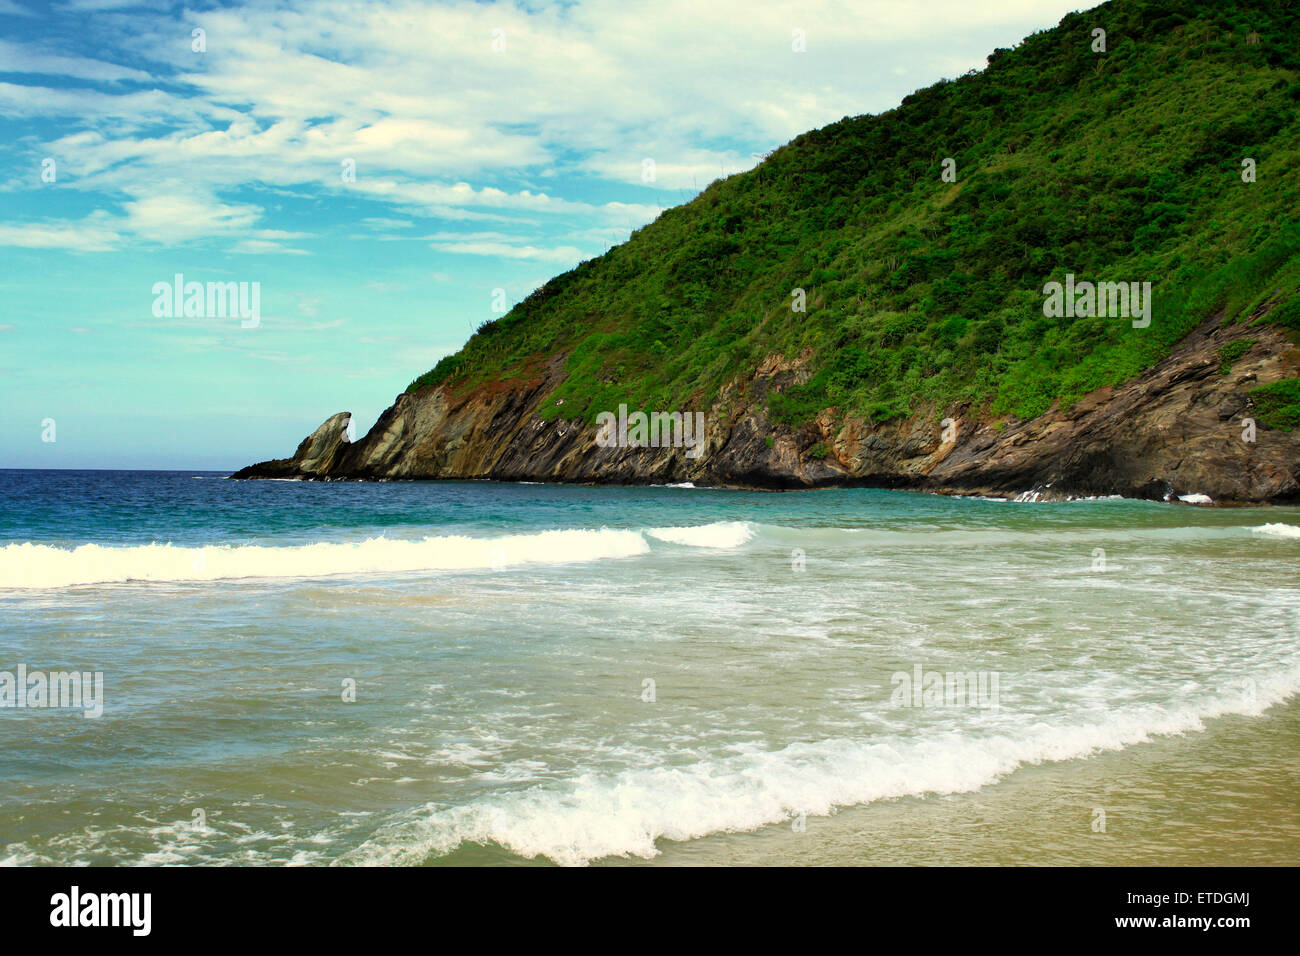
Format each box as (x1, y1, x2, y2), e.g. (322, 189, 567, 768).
(233, 310, 1300, 503)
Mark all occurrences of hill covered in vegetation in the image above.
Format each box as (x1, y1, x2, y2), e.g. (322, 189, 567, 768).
(239, 0, 1300, 501)
(412, 0, 1299, 428)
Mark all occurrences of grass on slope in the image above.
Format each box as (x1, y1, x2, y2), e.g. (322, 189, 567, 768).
(408, 0, 1300, 436)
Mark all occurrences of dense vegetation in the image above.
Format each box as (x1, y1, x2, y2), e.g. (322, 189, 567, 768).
(410, 0, 1300, 433)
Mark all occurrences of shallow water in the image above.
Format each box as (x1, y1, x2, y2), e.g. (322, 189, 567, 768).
(1, 470, 1297, 865)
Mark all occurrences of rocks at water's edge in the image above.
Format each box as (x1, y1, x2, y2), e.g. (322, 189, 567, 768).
(231, 315, 1300, 504)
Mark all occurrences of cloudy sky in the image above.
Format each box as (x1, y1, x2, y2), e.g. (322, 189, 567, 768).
(1, 0, 1088, 469)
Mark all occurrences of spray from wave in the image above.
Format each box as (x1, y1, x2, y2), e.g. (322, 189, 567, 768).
(1252, 523, 1300, 539)
(647, 521, 755, 548)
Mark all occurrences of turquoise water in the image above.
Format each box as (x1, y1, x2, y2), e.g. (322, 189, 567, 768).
(1, 470, 1298, 865)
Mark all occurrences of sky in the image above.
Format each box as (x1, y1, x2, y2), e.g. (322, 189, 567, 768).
(0, 0, 1090, 470)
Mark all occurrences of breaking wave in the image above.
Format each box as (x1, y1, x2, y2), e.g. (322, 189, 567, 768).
(1252, 523, 1300, 539)
(343, 662, 1300, 866)
(6, 517, 1294, 589)
(0, 528, 651, 589)
(646, 521, 755, 548)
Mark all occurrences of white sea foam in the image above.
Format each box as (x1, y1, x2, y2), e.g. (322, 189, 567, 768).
(345, 663, 1300, 867)
(647, 521, 755, 548)
(1252, 523, 1300, 538)
(6, 513, 1285, 590)
(0, 528, 651, 589)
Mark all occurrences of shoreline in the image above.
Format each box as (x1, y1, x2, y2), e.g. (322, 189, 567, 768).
(423, 696, 1300, 866)
(612, 698, 1300, 867)
(226, 471, 1299, 506)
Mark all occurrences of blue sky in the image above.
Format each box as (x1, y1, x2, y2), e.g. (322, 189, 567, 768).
(0, 0, 1087, 469)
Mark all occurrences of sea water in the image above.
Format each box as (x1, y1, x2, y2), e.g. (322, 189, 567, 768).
(1, 469, 1297, 865)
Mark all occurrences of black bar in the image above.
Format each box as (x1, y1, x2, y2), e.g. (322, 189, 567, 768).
(0, 866, 1279, 943)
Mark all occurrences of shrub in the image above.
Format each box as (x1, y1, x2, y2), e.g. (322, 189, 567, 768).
(1251, 378, 1300, 430)
(1217, 339, 1255, 373)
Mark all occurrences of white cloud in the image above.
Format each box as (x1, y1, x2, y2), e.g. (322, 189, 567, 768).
(0, 186, 309, 252)
(121, 191, 261, 242)
(229, 238, 309, 255)
(0, 0, 1087, 256)
(0, 38, 151, 82)
(431, 240, 587, 266)
(359, 217, 413, 231)
(0, 217, 122, 251)
(581, 149, 761, 191)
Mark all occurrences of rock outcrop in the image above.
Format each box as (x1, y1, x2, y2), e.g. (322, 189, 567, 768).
(232, 314, 1299, 504)
(236, 411, 353, 478)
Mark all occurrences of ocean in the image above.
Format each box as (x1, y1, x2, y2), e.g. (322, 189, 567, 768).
(1, 469, 1297, 866)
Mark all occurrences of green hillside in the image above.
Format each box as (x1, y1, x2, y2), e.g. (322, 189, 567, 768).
(409, 0, 1300, 432)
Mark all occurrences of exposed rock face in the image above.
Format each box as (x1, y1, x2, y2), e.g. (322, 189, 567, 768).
(916, 316, 1300, 503)
(233, 316, 1300, 504)
(236, 411, 352, 478)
